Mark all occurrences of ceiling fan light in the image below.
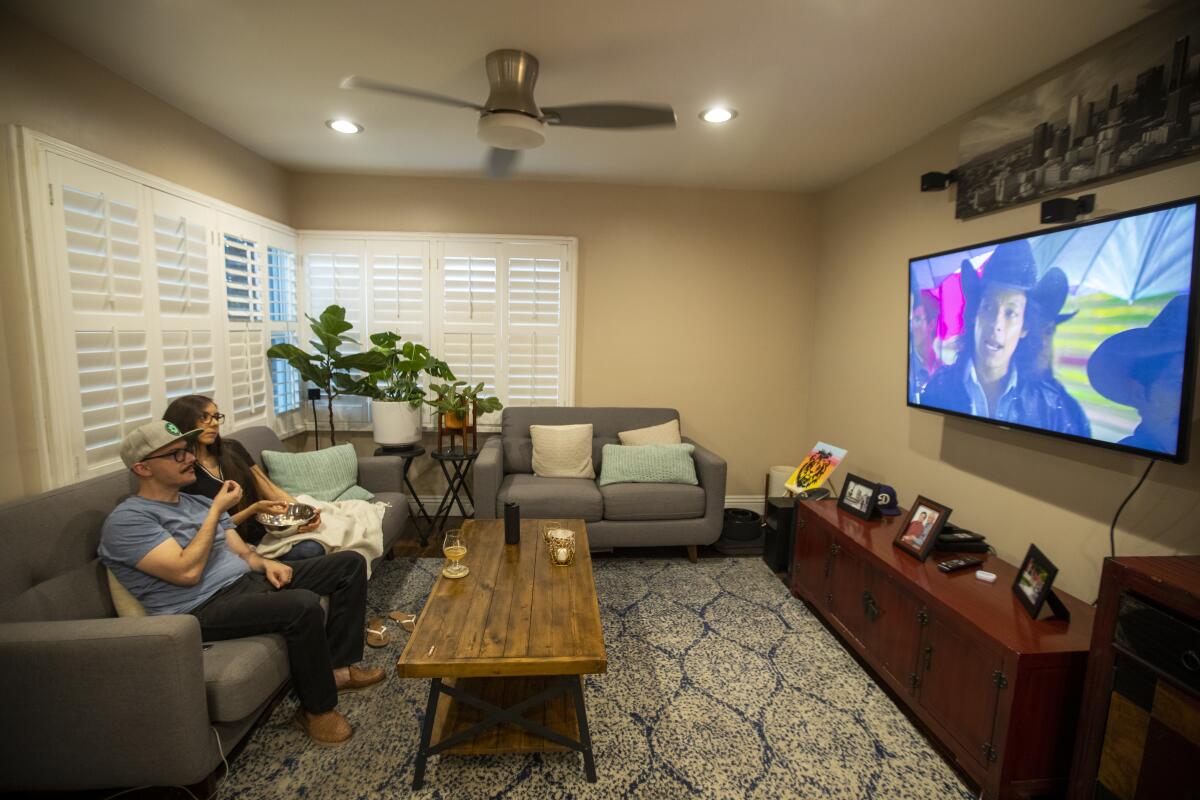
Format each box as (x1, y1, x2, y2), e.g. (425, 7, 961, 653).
(700, 107, 736, 124)
(326, 119, 363, 134)
(477, 112, 546, 150)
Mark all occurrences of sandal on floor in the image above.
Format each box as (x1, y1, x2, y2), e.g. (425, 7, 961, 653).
(388, 610, 417, 632)
(366, 617, 391, 647)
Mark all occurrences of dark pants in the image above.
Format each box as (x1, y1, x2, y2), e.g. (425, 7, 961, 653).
(190, 550, 367, 714)
(278, 540, 326, 562)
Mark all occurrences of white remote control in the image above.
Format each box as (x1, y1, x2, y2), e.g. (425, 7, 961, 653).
(975, 570, 997, 583)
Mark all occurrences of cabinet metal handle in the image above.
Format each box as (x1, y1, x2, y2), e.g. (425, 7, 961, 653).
(862, 591, 881, 622)
(1183, 650, 1200, 672)
(923, 645, 933, 671)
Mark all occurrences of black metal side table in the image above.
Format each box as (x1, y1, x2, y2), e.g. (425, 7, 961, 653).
(429, 447, 479, 542)
(373, 444, 433, 537)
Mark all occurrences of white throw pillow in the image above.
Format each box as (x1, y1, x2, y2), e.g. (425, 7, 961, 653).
(530, 424, 595, 479)
(106, 568, 147, 617)
(618, 419, 682, 446)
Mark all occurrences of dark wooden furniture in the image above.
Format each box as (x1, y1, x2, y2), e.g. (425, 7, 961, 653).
(427, 446, 480, 543)
(762, 495, 797, 575)
(1067, 556, 1200, 800)
(791, 500, 1094, 800)
(397, 518, 607, 789)
(373, 443, 432, 532)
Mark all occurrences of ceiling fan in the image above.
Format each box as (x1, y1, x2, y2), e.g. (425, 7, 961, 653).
(340, 49, 676, 179)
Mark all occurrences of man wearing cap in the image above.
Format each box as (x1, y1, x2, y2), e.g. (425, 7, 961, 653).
(99, 421, 384, 747)
(919, 240, 1091, 437)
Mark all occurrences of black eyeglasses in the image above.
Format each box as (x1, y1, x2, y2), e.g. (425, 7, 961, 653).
(199, 412, 226, 425)
(141, 445, 195, 464)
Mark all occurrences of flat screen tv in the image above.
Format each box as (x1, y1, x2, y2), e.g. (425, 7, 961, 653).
(908, 196, 1199, 463)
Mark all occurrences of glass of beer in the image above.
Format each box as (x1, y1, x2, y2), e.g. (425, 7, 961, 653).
(442, 528, 469, 579)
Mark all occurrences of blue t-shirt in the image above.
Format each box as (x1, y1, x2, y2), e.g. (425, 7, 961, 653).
(99, 493, 250, 616)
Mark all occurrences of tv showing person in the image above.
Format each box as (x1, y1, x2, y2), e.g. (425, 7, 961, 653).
(909, 291, 942, 402)
(919, 239, 1091, 437)
(1087, 294, 1189, 456)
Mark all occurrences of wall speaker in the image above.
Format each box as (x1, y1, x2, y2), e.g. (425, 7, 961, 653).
(1041, 194, 1095, 224)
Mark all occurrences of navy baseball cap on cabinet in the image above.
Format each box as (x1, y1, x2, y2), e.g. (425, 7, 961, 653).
(874, 484, 901, 516)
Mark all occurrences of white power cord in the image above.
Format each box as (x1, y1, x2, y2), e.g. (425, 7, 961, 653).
(97, 727, 228, 800)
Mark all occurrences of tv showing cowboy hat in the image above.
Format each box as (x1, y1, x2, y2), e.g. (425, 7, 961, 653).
(907, 195, 1199, 463)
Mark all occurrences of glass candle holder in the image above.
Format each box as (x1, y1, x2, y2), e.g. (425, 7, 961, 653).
(547, 528, 576, 566)
(540, 520, 565, 543)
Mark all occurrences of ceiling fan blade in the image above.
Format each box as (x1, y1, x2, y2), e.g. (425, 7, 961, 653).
(340, 75, 485, 112)
(541, 103, 676, 129)
(486, 148, 521, 179)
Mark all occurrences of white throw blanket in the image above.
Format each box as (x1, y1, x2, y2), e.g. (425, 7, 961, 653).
(254, 494, 387, 578)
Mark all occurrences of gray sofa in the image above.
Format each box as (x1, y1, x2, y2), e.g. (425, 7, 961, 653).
(0, 426, 409, 792)
(474, 407, 726, 558)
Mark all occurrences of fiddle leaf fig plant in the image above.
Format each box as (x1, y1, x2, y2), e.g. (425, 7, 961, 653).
(265, 304, 362, 444)
(338, 333, 457, 406)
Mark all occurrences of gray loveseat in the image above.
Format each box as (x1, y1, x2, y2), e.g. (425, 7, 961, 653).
(474, 407, 726, 559)
(0, 426, 408, 793)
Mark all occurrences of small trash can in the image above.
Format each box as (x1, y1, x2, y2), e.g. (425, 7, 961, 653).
(715, 508, 764, 555)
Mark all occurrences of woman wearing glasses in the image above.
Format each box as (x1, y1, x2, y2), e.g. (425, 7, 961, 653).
(164, 395, 326, 562)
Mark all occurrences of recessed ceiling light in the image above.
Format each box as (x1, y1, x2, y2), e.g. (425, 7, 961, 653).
(326, 119, 363, 134)
(700, 107, 737, 124)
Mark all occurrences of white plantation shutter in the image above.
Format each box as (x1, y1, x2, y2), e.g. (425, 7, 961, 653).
(267, 240, 301, 419)
(438, 243, 502, 423)
(367, 241, 431, 423)
(75, 330, 153, 469)
(49, 156, 155, 477)
(304, 242, 367, 423)
(221, 214, 268, 425)
(152, 191, 218, 403)
(161, 329, 216, 401)
(505, 244, 567, 406)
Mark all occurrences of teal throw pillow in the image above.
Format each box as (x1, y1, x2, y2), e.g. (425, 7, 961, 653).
(336, 484, 376, 502)
(598, 443, 698, 487)
(261, 443, 359, 503)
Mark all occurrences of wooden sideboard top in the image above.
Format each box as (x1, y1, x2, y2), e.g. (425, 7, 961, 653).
(799, 499, 1095, 656)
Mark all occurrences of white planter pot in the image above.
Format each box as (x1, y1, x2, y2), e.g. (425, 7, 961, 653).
(371, 400, 422, 446)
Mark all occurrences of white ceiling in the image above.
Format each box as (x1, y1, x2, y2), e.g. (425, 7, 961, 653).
(6, 0, 1158, 191)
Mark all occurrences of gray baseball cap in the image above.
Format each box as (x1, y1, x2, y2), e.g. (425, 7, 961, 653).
(120, 420, 203, 468)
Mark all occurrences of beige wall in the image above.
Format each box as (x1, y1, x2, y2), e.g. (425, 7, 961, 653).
(0, 11, 290, 503)
(808, 122, 1200, 601)
(288, 173, 818, 496)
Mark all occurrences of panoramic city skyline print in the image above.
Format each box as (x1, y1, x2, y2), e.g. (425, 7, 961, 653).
(956, 7, 1200, 219)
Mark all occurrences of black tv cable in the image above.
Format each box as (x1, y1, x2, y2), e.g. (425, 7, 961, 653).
(1109, 459, 1155, 558)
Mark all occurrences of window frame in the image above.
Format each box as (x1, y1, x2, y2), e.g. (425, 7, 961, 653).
(300, 230, 577, 432)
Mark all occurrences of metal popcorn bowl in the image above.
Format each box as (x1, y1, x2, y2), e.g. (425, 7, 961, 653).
(255, 503, 316, 536)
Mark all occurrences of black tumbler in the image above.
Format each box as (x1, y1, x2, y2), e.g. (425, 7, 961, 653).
(504, 501, 520, 545)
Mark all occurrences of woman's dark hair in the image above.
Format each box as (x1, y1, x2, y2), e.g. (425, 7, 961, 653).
(163, 395, 254, 494)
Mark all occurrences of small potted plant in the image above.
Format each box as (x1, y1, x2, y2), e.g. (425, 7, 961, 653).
(428, 380, 504, 451)
(341, 333, 456, 447)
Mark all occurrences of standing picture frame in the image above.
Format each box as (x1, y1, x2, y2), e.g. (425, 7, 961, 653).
(837, 473, 879, 520)
(1012, 544, 1070, 621)
(893, 495, 951, 562)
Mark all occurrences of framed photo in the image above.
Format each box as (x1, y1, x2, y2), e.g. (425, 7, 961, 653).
(837, 473, 879, 520)
(893, 496, 951, 562)
(1012, 544, 1061, 619)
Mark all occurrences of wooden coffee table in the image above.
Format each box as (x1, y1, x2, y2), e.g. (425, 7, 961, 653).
(397, 518, 607, 789)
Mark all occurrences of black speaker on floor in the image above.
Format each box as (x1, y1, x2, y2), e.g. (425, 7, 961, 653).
(761, 496, 797, 574)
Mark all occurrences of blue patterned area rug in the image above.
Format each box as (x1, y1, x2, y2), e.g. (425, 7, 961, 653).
(216, 557, 974, 799)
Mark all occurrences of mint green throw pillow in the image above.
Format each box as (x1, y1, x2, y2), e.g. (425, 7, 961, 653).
(261, 444, 373, 502)
(598, 443, 698, 487)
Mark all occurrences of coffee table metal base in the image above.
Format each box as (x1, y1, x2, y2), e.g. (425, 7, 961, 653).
(412, 675, 597, 789)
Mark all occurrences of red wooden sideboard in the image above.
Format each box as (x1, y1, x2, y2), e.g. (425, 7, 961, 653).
(791, 500, 1095, 799)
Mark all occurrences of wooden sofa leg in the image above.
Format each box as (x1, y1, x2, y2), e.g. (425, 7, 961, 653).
(686, 545, 698, 563)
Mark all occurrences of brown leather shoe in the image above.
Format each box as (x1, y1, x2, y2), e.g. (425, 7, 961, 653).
(336, 664, 386, 693)
(292, 708, 353, 747)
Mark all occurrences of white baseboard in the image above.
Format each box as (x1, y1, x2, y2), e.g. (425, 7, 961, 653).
(724, 495, 766, 515)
